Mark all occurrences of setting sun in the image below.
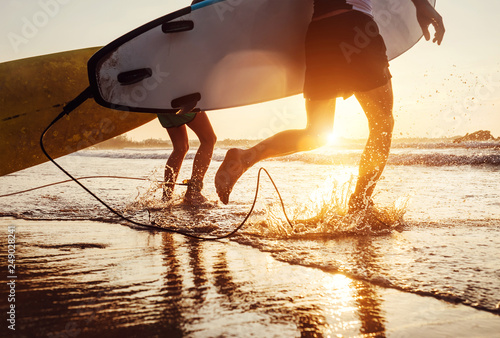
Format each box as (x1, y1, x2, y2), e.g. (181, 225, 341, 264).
(327, 132, 340, 146)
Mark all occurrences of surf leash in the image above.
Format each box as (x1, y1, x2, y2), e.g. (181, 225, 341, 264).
(38, 88, 294, 240)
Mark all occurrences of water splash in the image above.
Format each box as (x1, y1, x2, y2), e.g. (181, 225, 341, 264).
(124, 170, 222, 233)
(243, 176, 408, 239)
(125, 168, 167, 212)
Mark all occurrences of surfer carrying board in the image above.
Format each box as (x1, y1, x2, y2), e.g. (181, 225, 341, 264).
(159, 0, 217, 204)
(158, 110, 216, 204)
(215, 0, 444, 212)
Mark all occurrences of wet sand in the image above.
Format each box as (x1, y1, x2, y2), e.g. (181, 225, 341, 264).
(1, 218, 499, 337)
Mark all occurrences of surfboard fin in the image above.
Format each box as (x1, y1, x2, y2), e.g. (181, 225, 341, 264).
(117, 68, 153, 86)
(162, 20, 194, 33)
(171, 93, 201, 115)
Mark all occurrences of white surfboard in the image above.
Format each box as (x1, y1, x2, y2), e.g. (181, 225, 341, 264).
(88, 0, 435, 114)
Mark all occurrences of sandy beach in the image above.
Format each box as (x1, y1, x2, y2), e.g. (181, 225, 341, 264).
(1, 218, 499, 337)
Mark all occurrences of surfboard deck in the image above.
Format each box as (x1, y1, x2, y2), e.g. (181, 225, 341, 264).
(88, 0, 435, 114)
(0, 48, 156, 177)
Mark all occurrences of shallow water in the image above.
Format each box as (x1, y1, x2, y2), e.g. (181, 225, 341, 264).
(1, 142, 499, 335)
(1, 219, 499, 337)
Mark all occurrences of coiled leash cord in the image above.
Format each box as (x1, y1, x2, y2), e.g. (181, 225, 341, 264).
(37, 88, 294, 241)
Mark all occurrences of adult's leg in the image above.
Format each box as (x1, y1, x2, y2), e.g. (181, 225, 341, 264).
(349, 80, 394, 212)
(185, 112, 217, 203)
(163, 125, 189, 200)
(215, 98, 336, 204)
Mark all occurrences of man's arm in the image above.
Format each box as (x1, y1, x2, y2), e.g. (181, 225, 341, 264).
(411, 0, 445, 45)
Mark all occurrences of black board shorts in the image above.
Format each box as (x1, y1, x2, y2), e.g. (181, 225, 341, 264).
(157, 112, 197, 129)
(303, 10, 391, 100)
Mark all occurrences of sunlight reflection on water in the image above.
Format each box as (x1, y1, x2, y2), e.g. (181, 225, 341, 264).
(2, 219, 498, 337)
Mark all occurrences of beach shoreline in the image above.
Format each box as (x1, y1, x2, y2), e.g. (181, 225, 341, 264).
(1, 218, 499, 337)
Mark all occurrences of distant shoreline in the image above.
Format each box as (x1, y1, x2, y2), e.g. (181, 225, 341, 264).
(92, 132, 499, 150)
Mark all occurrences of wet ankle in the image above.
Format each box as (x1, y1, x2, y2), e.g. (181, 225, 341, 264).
(348, 194, 374, 213)
(163, 182, 175, 200)
(185, 179, 203, 193)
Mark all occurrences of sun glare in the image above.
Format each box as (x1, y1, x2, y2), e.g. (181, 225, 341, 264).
(327, 132, 339, 146)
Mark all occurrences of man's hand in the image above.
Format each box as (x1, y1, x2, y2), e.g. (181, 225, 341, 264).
(412, 0, 445, 45)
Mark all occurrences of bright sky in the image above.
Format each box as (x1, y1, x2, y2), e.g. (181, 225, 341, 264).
(2, 0, 500, 140)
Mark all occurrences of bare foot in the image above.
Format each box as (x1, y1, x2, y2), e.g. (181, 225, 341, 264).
(162, 182, 175, 202)
(183, 190, 208, 205)
(215, 148, 249, 204)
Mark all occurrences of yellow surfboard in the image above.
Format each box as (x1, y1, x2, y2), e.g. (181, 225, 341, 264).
(0, 47, 156, 177)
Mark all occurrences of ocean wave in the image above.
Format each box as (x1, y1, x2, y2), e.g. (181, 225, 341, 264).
(392, 141, 500, 149)
(388, 153, 500, 166)
(73, 149, 163, 159)
(74, 146, 500, 167)
(271, 152, 500, 167)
